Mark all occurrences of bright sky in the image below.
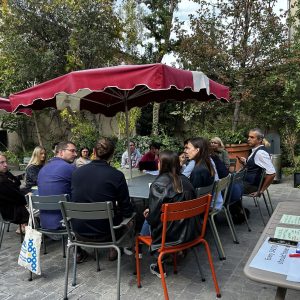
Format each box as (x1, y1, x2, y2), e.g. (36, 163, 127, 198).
(162, 0, 289, 65)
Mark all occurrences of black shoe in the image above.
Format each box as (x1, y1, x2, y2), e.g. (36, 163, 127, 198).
(108, 248, 118, 261)
(76, 249, 89, 264)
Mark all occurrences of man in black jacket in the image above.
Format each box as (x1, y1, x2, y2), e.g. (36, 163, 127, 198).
(71, 138, 133, 260)
(0, 153, 29, 224)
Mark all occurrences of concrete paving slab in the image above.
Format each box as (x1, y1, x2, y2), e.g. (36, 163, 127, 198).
(1, 175, 300, 299)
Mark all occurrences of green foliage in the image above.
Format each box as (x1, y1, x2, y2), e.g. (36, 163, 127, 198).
(60, 109, 98, 151)
(3, 150, 20, 165)
(116, 107, 142, 137)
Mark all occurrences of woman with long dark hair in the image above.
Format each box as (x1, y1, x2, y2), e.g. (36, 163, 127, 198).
(141, 150, 196, 278)
(185, 137, 215, 189)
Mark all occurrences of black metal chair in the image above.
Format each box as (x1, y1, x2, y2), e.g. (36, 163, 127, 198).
(28, 194, 69, 258)
(59, 201, 135, 300)
(224, 169, 251, 237)
(242, 169, 272, 225)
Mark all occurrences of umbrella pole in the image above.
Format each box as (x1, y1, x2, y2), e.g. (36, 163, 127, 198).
(124, 97, 132, 179)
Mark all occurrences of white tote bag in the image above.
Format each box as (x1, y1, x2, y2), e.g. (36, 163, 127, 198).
(18, 195, 42, 275)
(18, 225, 42, 275)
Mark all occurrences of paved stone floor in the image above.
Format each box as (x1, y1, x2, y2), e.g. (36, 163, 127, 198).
(1, 176, 300, 300)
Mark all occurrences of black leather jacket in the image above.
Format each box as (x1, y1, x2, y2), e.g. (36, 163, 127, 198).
(146, 173, 198, 251)
(0, 171, 28, 223)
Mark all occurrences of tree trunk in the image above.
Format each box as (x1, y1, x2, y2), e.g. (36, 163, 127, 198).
(232, 100, 241, 131)
(32, 111, 43, 146)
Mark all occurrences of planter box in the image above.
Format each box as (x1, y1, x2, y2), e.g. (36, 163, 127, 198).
(225, 143, 251, 171)
(294, 172, 300, 188)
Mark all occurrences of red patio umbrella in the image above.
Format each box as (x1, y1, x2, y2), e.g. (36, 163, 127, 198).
(0, 96, 31, 116)
(10, 63, 229, 114)
(9, 63, 229, 177)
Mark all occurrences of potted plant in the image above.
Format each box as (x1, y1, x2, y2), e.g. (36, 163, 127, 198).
(222, 130, 250, 171)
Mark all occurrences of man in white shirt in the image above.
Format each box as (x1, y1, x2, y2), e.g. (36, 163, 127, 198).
(121, 141, 141, 168)
(239, 128, 275, 196)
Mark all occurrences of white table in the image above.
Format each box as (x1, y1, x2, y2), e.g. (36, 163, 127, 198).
(244, 201, 300, 300)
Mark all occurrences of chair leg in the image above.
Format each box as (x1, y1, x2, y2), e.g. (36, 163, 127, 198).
(95, 249, 101, 272)
(28, 271, 33, 281)
(6, 222, 10, 232)
(114, 246, 121, 300)
(173, 253, 177, 274)
(0, 222, 5, 249)
(262, 193, 271, 217)
(254, 197, 266, 226)
(135, 238, 142, 288)
(208, 216, 226, 260)
(62, 235, 66, 258)
(223, 207, 239, 244)
(42, 234, 47, 255)
(266, 189, 274, 213)
(201, 240, 221, 298)
(19, 225, 23, 244)
(64, 245, 72, 300)
(191, 247, 205, 282)
(72, 246, 78, 286)
(240, 204, 251, 232)
(158, 252, 169, 300)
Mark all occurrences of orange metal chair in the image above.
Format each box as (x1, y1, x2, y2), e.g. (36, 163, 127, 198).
(135, 195, 221, 300)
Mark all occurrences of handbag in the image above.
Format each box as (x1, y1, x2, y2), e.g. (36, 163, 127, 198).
(17, 195, 42, 275)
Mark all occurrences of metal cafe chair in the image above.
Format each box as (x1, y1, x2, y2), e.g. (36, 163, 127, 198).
(208, 174, 232, 260)
(224, 169, 251, 237)
(0, 211, 24, 250)
(242, 169, 272, 226)
(135, 195, 221, 300)
(60, 201, 136, 300)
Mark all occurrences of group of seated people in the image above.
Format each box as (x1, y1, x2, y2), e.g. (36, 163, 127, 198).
(0, 127, 275, 276)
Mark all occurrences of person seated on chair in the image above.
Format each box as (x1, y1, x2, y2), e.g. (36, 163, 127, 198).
(139, 142, 160, 171)
(71, 137, 134, 261)
(23, 146, 47, 194)
(140, 150, 196, 278)
(238, 128, 275, 196)
(121, 141, 141, 168)
(37, 141, 88, 262)
(0, 152, 29, 230)
(210, 137, 230, 169)
(75, 147, 91, 168)
(181, 139, 195, 178)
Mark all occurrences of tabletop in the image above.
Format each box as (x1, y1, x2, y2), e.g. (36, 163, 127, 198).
(244, 201, 300, 299)
(127, 173, 157, 199)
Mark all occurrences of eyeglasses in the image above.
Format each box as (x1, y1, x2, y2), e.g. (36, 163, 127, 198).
(63, 148, 77, 153)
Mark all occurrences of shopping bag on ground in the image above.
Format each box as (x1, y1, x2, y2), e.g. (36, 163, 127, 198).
(18, 225, 42, 275)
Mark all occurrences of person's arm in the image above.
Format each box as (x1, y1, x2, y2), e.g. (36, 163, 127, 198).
(260, 174, 275, 194)
(182, 160, 195, 178)
(25, 165, 39, 188)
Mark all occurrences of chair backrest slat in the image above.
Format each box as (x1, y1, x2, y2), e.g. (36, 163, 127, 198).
(196, 182, 215, 197)
(160, 195, 212, 249)
(31, 194, 69, 211)
(210, 174, 231, 210)
(61, 201, 114, 220)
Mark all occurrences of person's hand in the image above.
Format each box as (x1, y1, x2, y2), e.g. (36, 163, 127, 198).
(249, 191, 262, 197)
(237, 156, 246, 165)
(143, 208, 149, 218)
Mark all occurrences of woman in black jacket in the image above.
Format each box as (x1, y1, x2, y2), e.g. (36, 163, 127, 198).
(141, 150, 196, 278)
(0, 153, 29, 226)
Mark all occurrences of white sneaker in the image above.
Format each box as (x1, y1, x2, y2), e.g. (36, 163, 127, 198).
(150, 263, 167, 278)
